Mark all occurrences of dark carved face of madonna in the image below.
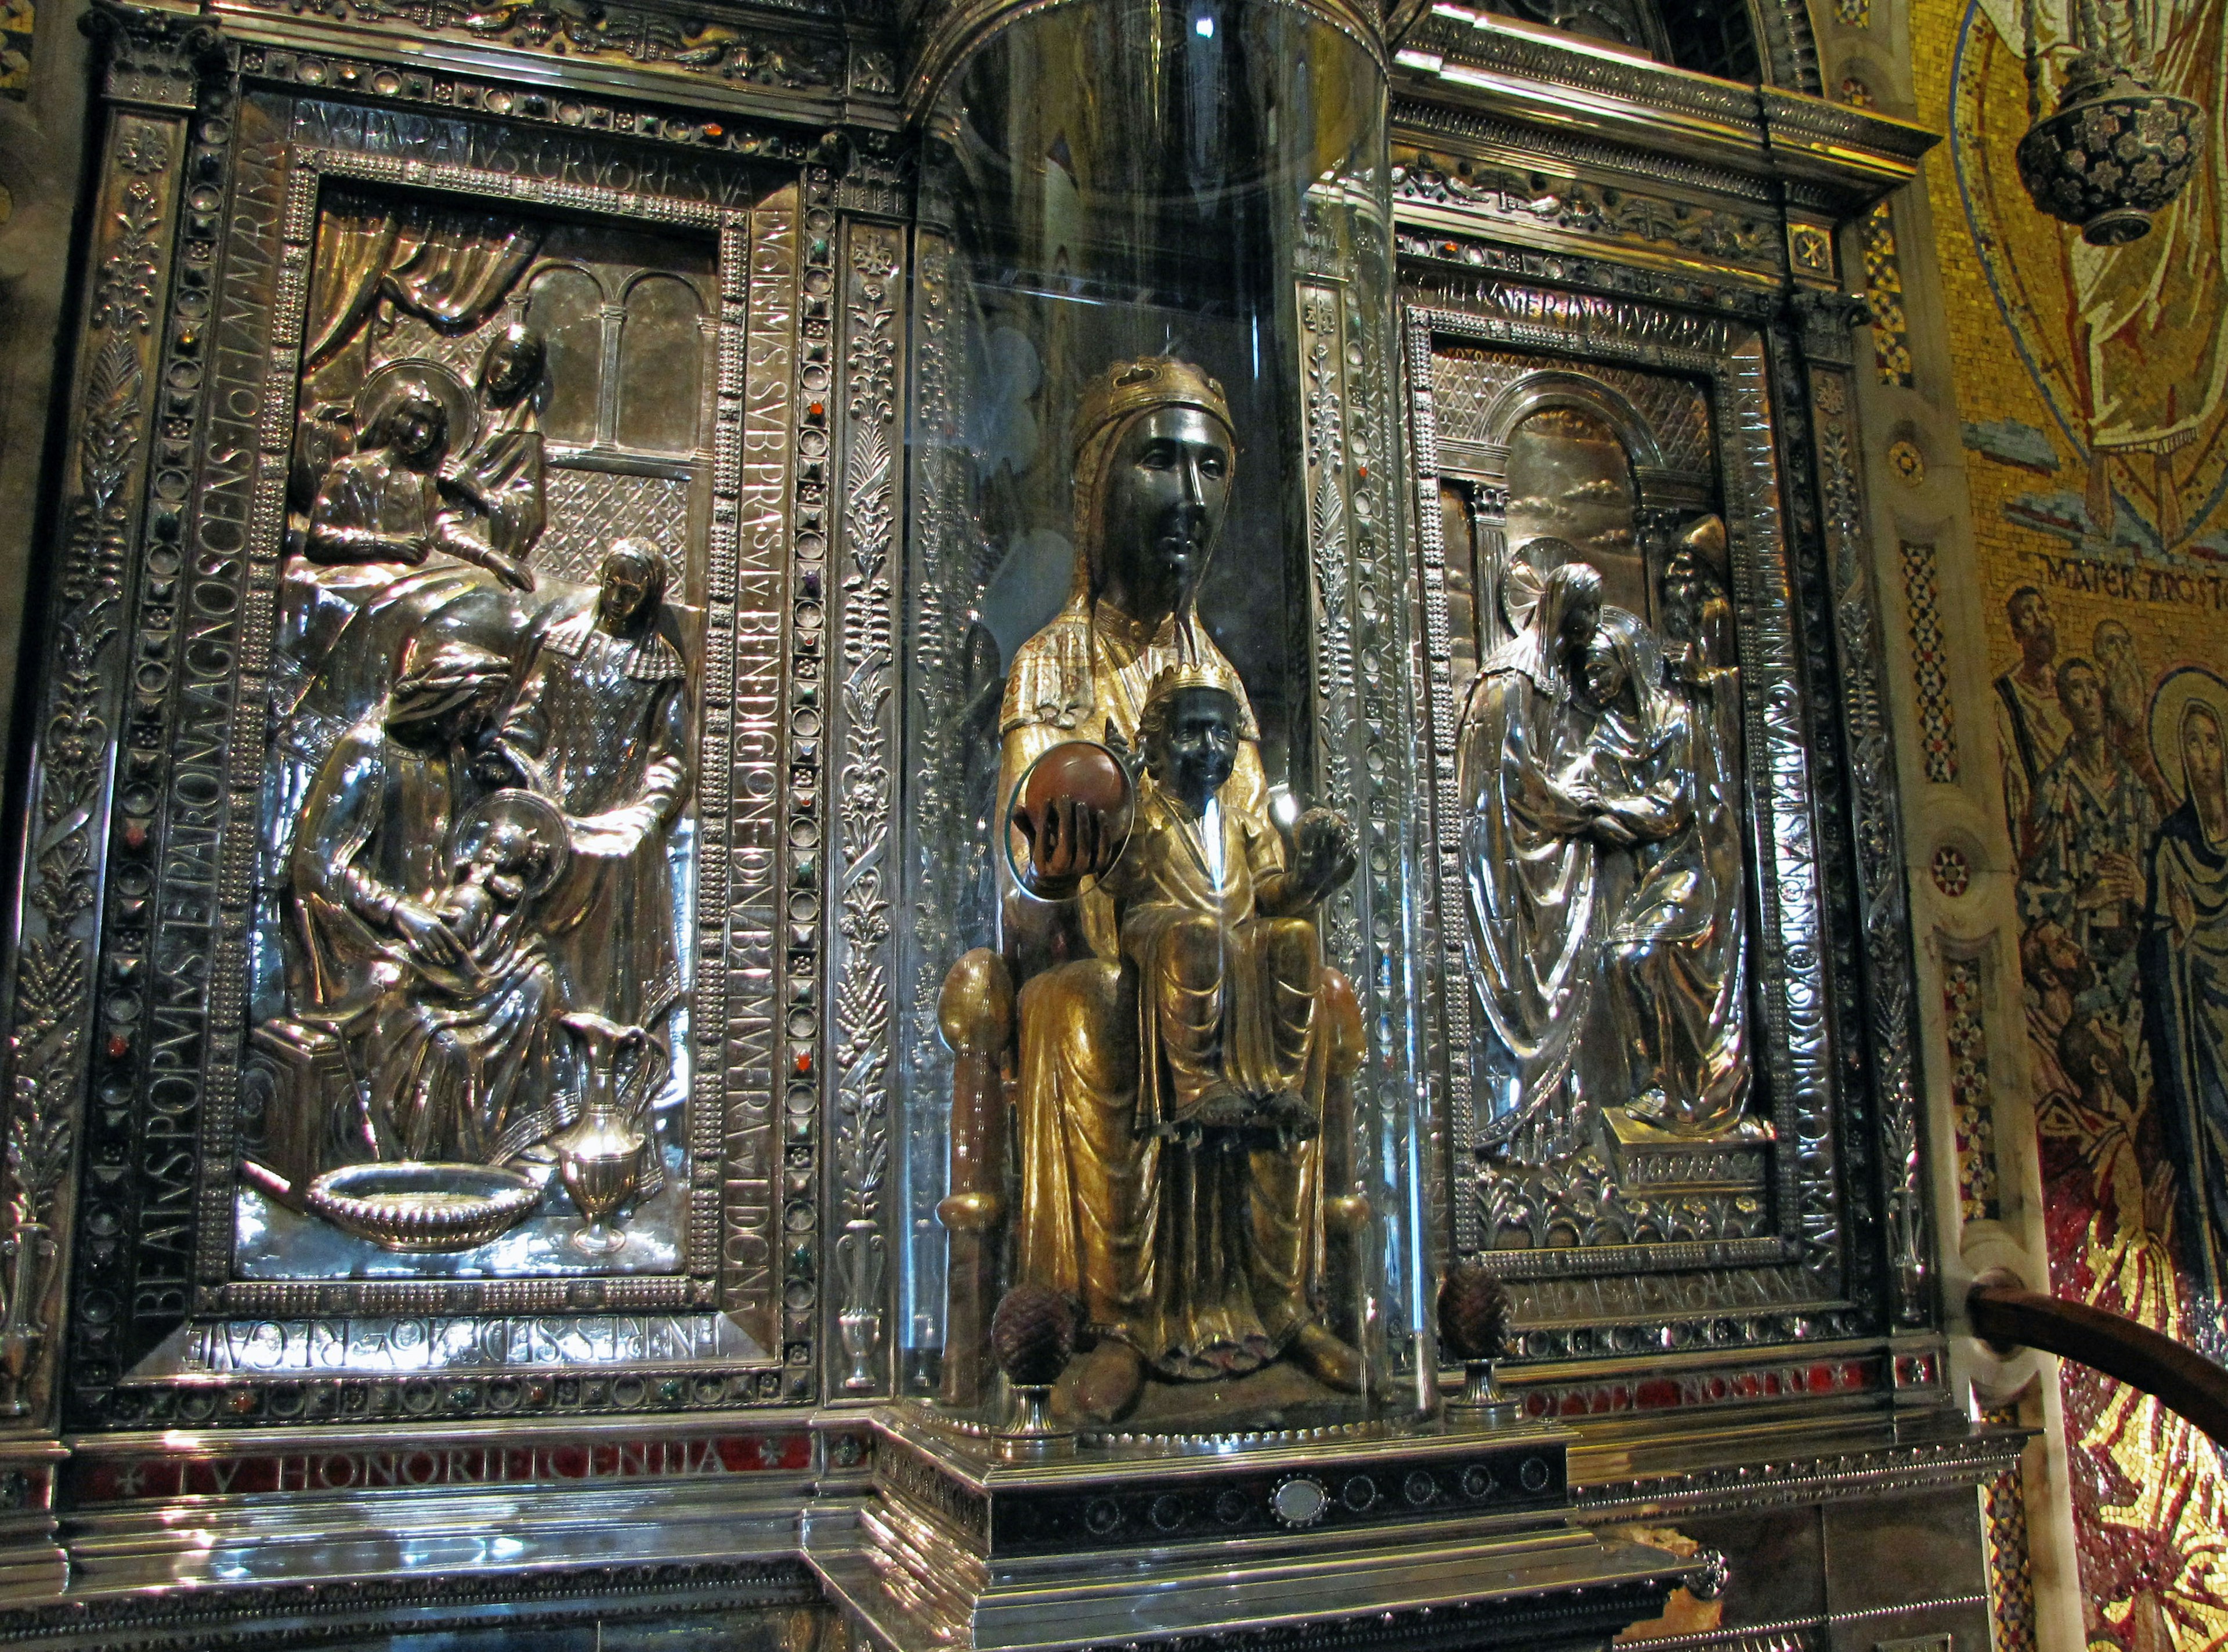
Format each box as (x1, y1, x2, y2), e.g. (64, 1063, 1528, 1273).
(1097, 406, 1233, 627)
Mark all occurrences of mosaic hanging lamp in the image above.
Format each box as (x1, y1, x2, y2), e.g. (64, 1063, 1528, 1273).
(2013, 0, 2202, 246)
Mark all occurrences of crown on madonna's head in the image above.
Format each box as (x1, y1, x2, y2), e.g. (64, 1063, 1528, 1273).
(1070, 356, 1233, 459)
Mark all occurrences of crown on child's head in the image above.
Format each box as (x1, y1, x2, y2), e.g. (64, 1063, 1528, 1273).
(1144, 660, 1228, 706)
(1137, 660, 1238, 743)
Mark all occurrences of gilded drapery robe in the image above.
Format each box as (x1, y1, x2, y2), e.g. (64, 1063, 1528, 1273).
(1100, 778, 1318, 1135)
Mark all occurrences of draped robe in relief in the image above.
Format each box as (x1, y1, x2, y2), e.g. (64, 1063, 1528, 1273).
(1605, 626, 1750, 1133)
(501, 606, 690, 1036)
(357, 855, 568, 1166)
(1457, 577, 1607, 1163)
(267, 556, 527, 971)
(498, 603, 689, 1198)
(288, 711, 570, 1166)
(446, 393, 545, 564)
(1001, 597, 1325, 1381)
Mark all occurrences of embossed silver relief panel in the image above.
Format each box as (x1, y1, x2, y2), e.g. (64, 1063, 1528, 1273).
(1404, 292, 1853, 1351)
(235, 189, 717, 1290)
(64, 91, 824, 1426)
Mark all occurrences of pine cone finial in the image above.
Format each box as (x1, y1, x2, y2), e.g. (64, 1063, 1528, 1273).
(990, 1283, 1077, 1389)
(1438, 1260, 1511, 1364)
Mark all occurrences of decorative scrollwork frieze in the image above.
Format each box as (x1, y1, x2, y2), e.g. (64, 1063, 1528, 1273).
(1576, 1428, 2028, 1521)
(1397, 9, 1762, 125)
(236, 44, 833, 165)
(1401, 232, 1784, 321)
(0, 1559, 818, 1652)
(1394, 148, 1782, 279)
(218, 0, 848, 103)
(1391, 100, 1777, 205)
(1297, 283, 1363, 975)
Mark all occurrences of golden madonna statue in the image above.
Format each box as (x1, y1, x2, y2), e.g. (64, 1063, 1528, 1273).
(938, 357, 1366, 1427)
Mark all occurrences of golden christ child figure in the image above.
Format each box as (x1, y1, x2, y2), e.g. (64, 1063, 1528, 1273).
(1105, 666, 1357, 1151)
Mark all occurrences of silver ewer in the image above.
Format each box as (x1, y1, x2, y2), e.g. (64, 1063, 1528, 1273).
(556, 1011, 651, 1257)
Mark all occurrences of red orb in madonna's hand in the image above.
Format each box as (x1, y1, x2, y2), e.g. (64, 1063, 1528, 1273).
(1009, 740, 1135, 891)
(1021, 741, 1134, 836)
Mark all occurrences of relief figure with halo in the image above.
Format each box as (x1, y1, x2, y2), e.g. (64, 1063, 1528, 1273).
(1458, 513, 1759, 1190)
(243, 194, 702, 1264)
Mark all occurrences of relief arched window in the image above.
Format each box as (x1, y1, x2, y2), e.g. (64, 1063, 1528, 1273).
(525, 264, 605, 448)
(616, 274, 706, 456)
(1504, 403, 1647, 622)
(527, 262, 710, 458)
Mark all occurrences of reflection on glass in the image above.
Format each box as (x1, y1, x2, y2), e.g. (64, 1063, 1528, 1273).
(1440, 482, 1481, 694)
(897, 0, 1423, 1434)
(240, 198, 714, 1296)
(1504, 406, 1647, 621)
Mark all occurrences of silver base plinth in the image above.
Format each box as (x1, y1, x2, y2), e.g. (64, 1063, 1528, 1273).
(806, 1408, 1697, 1652)
(990, 1384, 1076, 1461)
(1445, 1358, 1528, 1427)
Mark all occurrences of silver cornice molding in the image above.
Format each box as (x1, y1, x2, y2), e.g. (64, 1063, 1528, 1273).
(1392, 5, 1935, 214)
(205, 0, 902, 131)
(1571, 1418, 2030, 1520)
(1392, 98, 1779, 203)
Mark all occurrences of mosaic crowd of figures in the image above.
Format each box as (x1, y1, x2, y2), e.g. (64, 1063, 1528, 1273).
(240, 189, 711, 1273)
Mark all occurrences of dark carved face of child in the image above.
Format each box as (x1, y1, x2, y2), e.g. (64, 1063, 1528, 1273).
(1143, 685, 1240, 816)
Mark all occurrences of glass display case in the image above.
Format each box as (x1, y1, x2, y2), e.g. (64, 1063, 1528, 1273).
(890, 0, 1434, 1437)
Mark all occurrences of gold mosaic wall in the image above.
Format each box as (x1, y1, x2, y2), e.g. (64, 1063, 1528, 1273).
(1911, 0, 2228, 1643)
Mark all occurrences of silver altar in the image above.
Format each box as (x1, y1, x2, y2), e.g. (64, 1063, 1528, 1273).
(0, 0, 2015, 1646)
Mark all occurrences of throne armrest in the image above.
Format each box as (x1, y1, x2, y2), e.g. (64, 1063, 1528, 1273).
(936, 948, 1016, 1410)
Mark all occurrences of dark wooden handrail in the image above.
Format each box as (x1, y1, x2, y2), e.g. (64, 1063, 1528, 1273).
(1968, 1281, 2228, 1448)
